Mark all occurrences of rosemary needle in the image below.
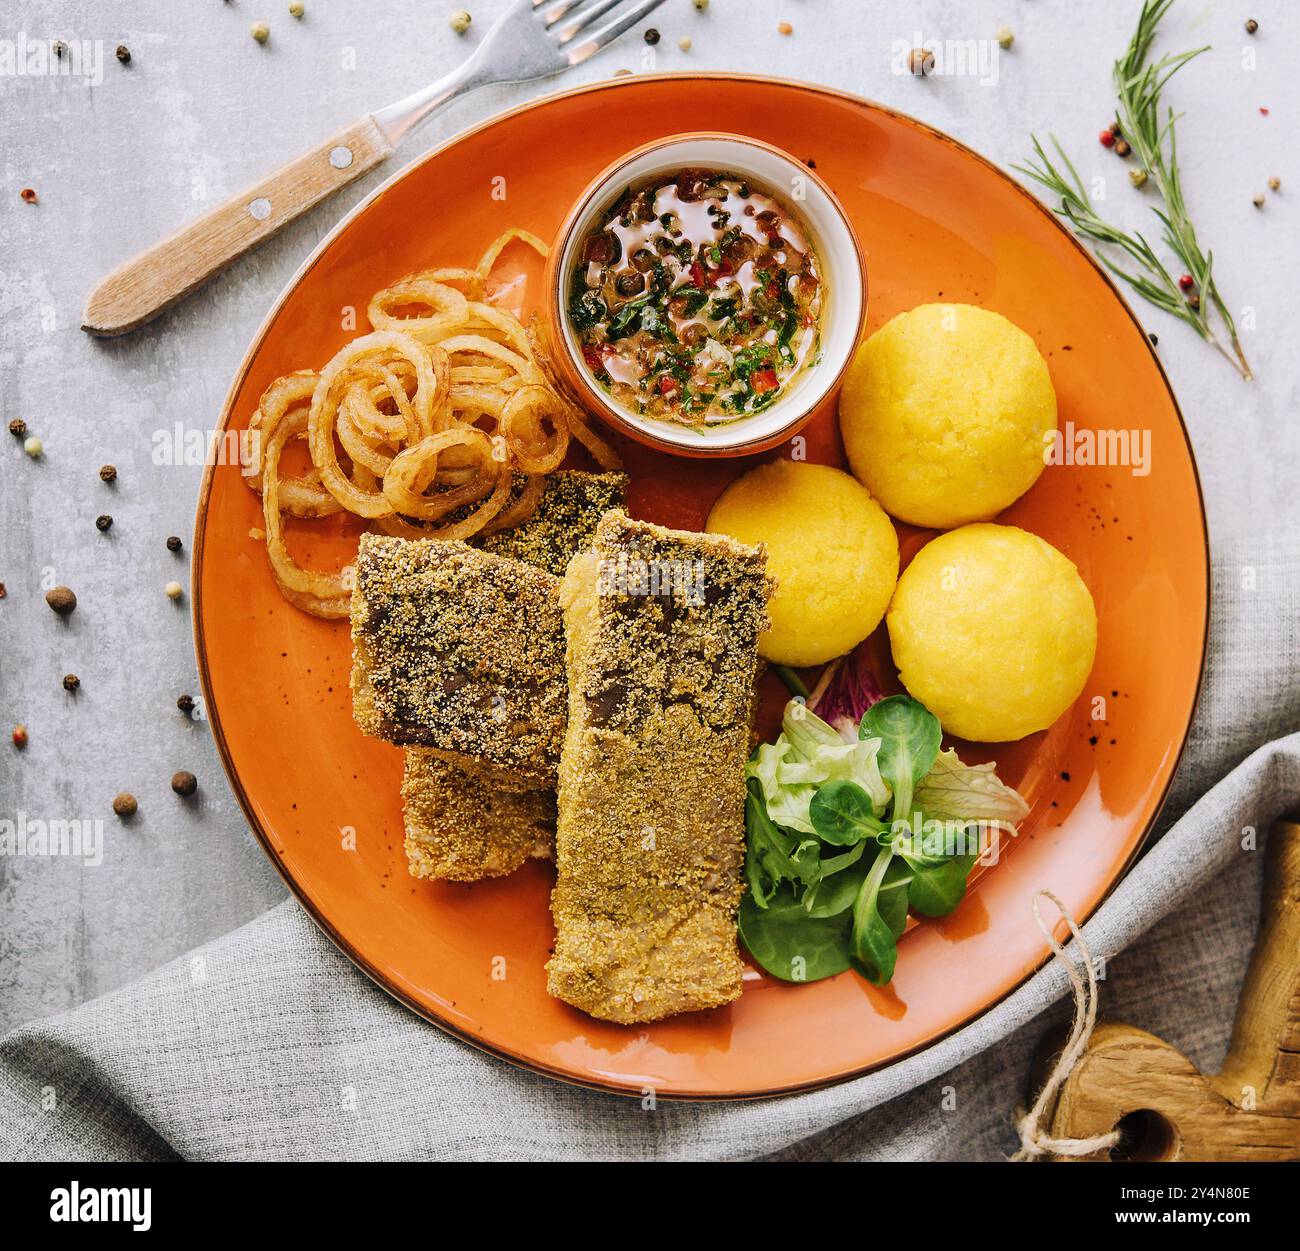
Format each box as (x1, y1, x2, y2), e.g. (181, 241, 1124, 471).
(1015, 0, 1252, 380)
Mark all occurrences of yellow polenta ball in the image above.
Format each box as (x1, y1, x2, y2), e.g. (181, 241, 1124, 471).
(887, 524, 1097, 742)
(840, 303, 1057, 528)
(707, 460, 899, 666)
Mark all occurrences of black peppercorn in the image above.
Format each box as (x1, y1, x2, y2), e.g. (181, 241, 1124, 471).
(644, 27, 660, 44)
(116, 44, 130, 63)
(171, 770, 198, 797)
(62, 673, 80, 692)
(8, 418, 26, 437)
(177, 694, 195, 715)
(99, 464, 117, 483)
(96, 514, 113, 532)
(166, 535, 182, 552)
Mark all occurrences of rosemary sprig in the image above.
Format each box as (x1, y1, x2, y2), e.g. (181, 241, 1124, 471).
(1015, 0, 1252, 380)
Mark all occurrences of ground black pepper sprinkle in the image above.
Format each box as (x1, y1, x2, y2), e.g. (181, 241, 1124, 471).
(166, 535, 182, 552)
(95, 514, 113, 532)
(171, 770, 198, 797)
(99, 464, 117, 483)
(62, 673, 80, 692)
(176, 694, 195, 715)
(8, 418, 26, 437)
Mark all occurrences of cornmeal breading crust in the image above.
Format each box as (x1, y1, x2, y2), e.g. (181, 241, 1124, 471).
(402, 751, 555, 881)
(547, 511, 773, 1023)
(350, 535, 566, 788)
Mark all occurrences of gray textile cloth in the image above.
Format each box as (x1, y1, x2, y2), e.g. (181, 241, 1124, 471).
(3, 538, 1299, 1161)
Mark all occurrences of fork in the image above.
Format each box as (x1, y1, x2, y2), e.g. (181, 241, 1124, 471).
(83, 0, 668, 337)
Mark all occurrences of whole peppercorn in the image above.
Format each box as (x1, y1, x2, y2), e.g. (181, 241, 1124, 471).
(113, 792, 138, 818)
(52, 39, 67, 58)
(1268, 176, 1281, 192)
(99, 464, 117, 483)
(1099, 129, 1116, 148)
(1187, 292, 1201, 311)
(777, 22, 793, 36)
(62, 673, 80, 692)
(165, 580, 184, 601)
(290, 1, 305, 15)
(997, 28, 1014, 50)
(177, 694, 195, 716)
(166, 535, 183, 552)
(1178, 273, 1194, 291)
(13, 725, 28, 749)
(171, 770, 198, 797)
(20, 187, 38, 204)
(644, 27, 660, 45)
(24, 436, 43, 458)
(115, 44, 131, 64)
(678, 36, 692, 51)
(1252, 193, 1265, 208)
(908, 47, 934, 76)
(693, 0, 709, 10)
(450, 9, 471, 34)
(1113, 138, 1131, 158)
(8, 418, 26, 437)
(251, 21, 270, 43)
(1129, 168, 1148, 188)
(1245, 19, 1258, 35)
(45, 586, 77, 615)
(96, 514, 114, 532)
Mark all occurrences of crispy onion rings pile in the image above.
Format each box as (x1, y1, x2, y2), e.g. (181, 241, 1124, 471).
(242, 230, 620, 618)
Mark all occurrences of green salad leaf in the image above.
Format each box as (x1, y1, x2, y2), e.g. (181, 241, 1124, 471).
(849, 849, 912, 985)
(860, 695, 942, 826)
(809, 779, 886, 846)
(913, 749, 1031, 828)
(738, 885, 853, 983)
(746, 703, 889, 835)
(739, 694, 1028, 990)
(904, 852, 978, 918)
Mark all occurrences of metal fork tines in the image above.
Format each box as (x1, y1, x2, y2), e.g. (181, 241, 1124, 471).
(537, 0, 669, 65)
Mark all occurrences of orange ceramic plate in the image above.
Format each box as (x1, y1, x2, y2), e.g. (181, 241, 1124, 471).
(195, 74, 1208, 1099)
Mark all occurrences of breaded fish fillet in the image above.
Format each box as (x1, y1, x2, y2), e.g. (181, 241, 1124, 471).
(351, 536, 566, 788)
(547, 511, 773, 1023)
(403, 751, 555, 881)
(475, 470, 629, 577)
(353, 471, 629, 881)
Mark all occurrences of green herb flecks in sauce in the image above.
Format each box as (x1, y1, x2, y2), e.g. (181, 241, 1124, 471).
(568, 168, 824, 428)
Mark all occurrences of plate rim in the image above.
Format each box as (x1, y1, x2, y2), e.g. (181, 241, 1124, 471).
(192, 70, 1211, 1102)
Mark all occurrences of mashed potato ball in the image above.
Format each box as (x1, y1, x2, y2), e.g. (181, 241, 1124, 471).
(887, 524, 1097, 742)
(840, 303, 1057, 529)
(707, 460, 899, 667)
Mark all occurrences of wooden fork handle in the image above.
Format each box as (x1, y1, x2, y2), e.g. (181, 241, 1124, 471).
(82, 115, 393, 337)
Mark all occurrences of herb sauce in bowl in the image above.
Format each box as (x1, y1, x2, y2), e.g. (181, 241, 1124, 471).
(566, 169, 824, 428)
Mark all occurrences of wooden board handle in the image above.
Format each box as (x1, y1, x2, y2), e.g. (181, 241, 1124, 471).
(82, 115, 393, 337)
(1213, 819, 1300, 1111)
(1040, 820, 1300, 1160)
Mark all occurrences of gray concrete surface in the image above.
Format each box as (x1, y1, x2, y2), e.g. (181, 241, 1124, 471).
(2, 0, 1296, 1033)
